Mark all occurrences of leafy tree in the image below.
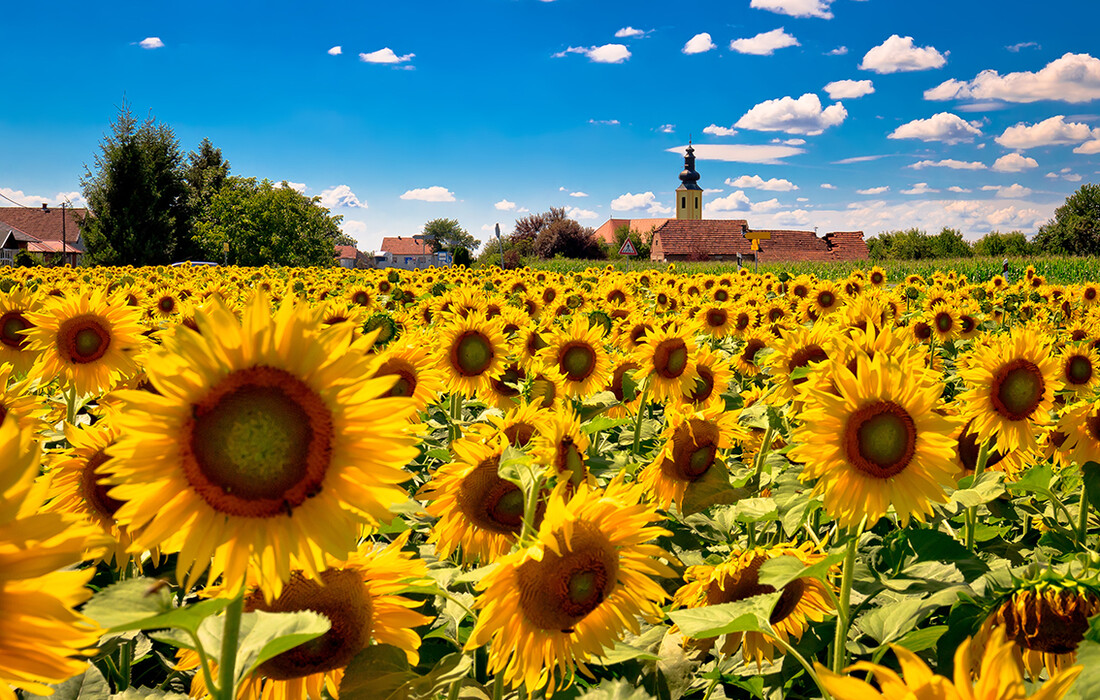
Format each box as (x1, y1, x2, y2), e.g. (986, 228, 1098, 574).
(1034, 183, 1100, 255)
(512, 207, 567, 242)
(605, 223, 653, 259)
(180, 137, 231, 261)
(80, 102, 191, 265)
(930, 227, 973, 258)
(193, 178, 343, 266)
(972, 231, 1033, 257)
(420, 218, 477, 257)
(533, 218, 605, 260)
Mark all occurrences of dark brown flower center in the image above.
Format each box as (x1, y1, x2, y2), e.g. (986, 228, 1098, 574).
(517, 521, 617, 632)
(377, 359, 418, 399)
(0, 311, 31, 350)
(956, 420, 1006, 471)
(58, 315, 111, 364)
(560, 342, 597, 381)
(844, 401, 917, 479)
(1065, 355, 1093, 386)
(653, 338, 689, 379)
(457, 456, 525, 535)
(788, 344, 827, 385)
(83, 449, 125, 519)
(706, 309, 728, 328)
(452, 331, 494, 376)
(991, 359, 1045, 421)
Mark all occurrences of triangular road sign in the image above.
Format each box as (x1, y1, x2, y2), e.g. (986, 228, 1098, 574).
(618, 238, 638, 256)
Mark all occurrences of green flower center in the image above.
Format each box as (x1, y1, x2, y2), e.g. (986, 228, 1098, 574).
(1066, 355, 1093, 385)
(560, 343, 597, 381)
(0, 312, 30, 350)
(845, 401, 917, 479)
(992, 360, 1045, 421)
(453, 331, 493, 376)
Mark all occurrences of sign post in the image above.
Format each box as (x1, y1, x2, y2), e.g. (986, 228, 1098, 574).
(618, 238, 638, 256)
(744, 230, 769, 274)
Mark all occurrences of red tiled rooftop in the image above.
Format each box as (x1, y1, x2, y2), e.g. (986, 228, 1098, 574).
(380, 236, 431, 255)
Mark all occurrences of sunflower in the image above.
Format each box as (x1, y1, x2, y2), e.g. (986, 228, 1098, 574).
(816, 626, 1081, 700)
(693, 303, 735, 338)
(527, 370, 567, 411)
(679, 346, 734, 408)
(372, 336, 445, 413)
(1055, 397, 1100, 467)
(630, 323, 699, 403)
(0, 288, 42, 375)
(538, 316, 611, 398)
(790, 353, 958, 529)
(952, 418, 1025, 480)
(532, 408, 592, 487)
(673, 544, 835, 666)
(810, 281, 844, 317)
(1055, 344, 1100, 395)
(958, 328, 1060, 454)
(868, 266, 887, 287)
(767, 324, 835, 403)
(181, 535, 431, 700)
(639, 403, 747, 511)
(466, 479, 674, 694)
(23, 289, 146, 396)
(466, 401, 546, 449)
(733, 328, 771, 378)
(420, 436, 527, 565)
(436, 316, 510, 398)
(977, 575, 1100, 680)
(0, 414, 105, 698)
(929, 306, 959, 342)
(104, 295, 420, 600)
(0, 364, 49, 434)
(148, 286, 180, 320)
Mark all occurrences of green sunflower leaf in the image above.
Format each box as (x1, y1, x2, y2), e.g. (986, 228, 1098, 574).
(757, 552, 845, 591)
(668, 591, 781, 639)
(233, 609, 331, 688)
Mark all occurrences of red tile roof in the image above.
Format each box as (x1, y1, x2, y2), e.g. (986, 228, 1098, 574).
(0, 207, 85, 245)
(593, 218, 671, 245)
(652, 219, 750, 257)
(651, 220, 867, 262)
(380, 236, 431, 255)
(335, 245, 359, 260)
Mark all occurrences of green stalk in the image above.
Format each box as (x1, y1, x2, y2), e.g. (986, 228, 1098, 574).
(118, 641, 132, 692)
(1080, 478, 1091, 543)
(449, 392, 463, 442)
(771, 636, 833, 700)
(491, 672, 505, 700)
(631, 376, 652, 455)
(215, 592, 245, 700)
(65, 386, 78, 425)
(750, 424, 775, 493)
(519, 475, 547, 545)
(965, 440, 991, 553)
(831, 528, 860, 674)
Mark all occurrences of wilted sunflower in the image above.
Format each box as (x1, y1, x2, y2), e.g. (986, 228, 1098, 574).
(977, 575, 1100, 680)
(24, 289, 146, 396)
(466, 479, 674, 694)
(0, 414, 105, 698)
(958, 328, 1059, 453)
(436, 316, 510, 398)
(673, 543, 835, 666)
(790, 354, 958, 529)
(539, 316, 611, 398)
(105, 295, 420, 600)
(0, 288, 41, 375)
(420, 436, 527, 564)
(630, 323, 699, 402)
(372, 336, 445, 413)
(817, 626, 1081, 700)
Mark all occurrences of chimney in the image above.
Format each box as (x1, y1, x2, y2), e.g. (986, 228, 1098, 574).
(41, 203, 48, 212)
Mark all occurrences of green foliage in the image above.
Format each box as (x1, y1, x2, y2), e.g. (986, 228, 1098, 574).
(604, 223, 653, 260)
(533, 217, 605, 260)
(1034, 182, 1100, 255)
(866, 227, 973, 260)
(420, 218, 476, 256)
(193, 178, 344, 266)
(972, 230, 1033, 257)
(81, 102, 191, 265)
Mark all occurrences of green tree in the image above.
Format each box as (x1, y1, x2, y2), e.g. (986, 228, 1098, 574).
(80, 102, 190, 265)
(533, 218, 605, 260)
(930, 227, 973, 258)
(180, 137, 232, 261)
(973, 231, 1033, 257)
(420, 218, 477, 258)
(1033, 183, 1100, 255)
(193, 178, 343, 266)
(605, 222, 653, 259)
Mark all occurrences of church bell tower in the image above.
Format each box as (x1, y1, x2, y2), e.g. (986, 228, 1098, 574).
(676, 142, 702, 220)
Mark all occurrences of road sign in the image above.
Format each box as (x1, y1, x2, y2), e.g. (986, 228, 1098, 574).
(744, 230, 771, 240)
(618, 238, 638, 256)
(751, 238, 760, 251)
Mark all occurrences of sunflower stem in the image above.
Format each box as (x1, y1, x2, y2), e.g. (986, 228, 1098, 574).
(1080, 478, 1091, 544)
(771, 636, 833, 700)
(118, 640, 132, 691)
(65, 385, 78, 425)
(491, 672, 505, 700)
(965, 440, 991, 553)
(449, 393, 463, 442)
(216, 590, 245, 700)
(520, 475, 546, 545)
(750, 424, 775, 494)
(631, 376, 652, 455)
(831, 527, 860, 674)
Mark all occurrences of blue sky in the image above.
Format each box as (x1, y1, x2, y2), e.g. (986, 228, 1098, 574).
(2, 0, 1099, 253)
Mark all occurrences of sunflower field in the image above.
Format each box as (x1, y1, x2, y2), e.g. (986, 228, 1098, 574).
(4, 262, 1100, 700)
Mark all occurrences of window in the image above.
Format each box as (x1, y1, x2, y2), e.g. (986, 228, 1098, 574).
(681, 196, 686, 208)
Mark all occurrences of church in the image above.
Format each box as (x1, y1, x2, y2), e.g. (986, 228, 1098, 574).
(593, 145, 868, 263)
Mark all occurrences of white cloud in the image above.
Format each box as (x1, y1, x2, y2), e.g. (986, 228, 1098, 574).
(1074, 139, 1100, 155)
(360, 48, 414, 64)
(730, 28, 800, 56)
(834, 155, 888, 164)
(615, 27, 646, 38)
(566, 206, 600, 220)
(139, 37, 164, 50)
(725, 175, 798, 191)
(282, 181, 307, 192)
(659, 124, 675, 133)
(683, 33, 716, 55)
(857, 186, 890, 195)
(1006, 42, 1040, 53)
(948, 186, 972, 193)
(888, 113, 981, 144)
(860, 35, 946, 74)
(341, 220, 369, 247)
(824, 79, 874, 99)
(994, 116, 1095, 149)
(901, 182, 939, 195)
(820, 183, 836, 189)
(705, 190, 752, 213)
(782, 138, 806, 145)
(320, 184, 366, 209)
(735, 93, 846, 135)
(610, 191, 670, 215)
(796, 197, 809, 202)
(750, 0, 834, 19)
(665, 143, 805, 164)
(495, 199, 517, 211)
(554, 44, 631, 63)
(991, 153, 1039, 172)
(400, 186, 455, 202)
(751, 198, 783, 212)
(981, 183, 1033, 198)
(827, 46, 848, 56)
(1046, 168, 1083, 182)
(703, 124, 738, 137)
(589, 119, 621, 126)
(327, 46, 342, 56)
(909, 159, 987, 170)
(0, 187, 85, 208)
(569, 191, 589, 198)
(924, 53, 1100, 104)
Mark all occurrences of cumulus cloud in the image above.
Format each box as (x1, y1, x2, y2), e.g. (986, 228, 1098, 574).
(860, 35, 946, 74)
(995, 116, 1095, 149)
(610, 192, 670, 215)
(360, 48, 414, 64)
(665, 143, 805, 164)
(495, 199, 517, 211)
(751, 198, 783, 212)
(615, 27, 646, 38)
(569, 191, 589, 198)
(827, 46, 848, 56)
(735, 93, 846, 135)
(725, 175, 798, 191)
(750, 0, 834, 19)
(909, 159, 986, 170)
(0, 187, 85, 208)
(901, 182, 939, 195)
(705, 190, 753, 213)
(280, 181, 307, 192)
(566, 206, 600, 220)
(824, 79, 874, 99)
(924, 53, 1100, 103)
(683, 33, 716, 54)
(820, 183, 836, 189)
(319, 185, 367, 209)
(400, 186, 455, 202)
(139, 37, 164, 49)
(857, 186, 890, 195)
(948, 186, 972, 193)
(659, 124, 675, 133)
(730, 27, 800, 56)
(554, 44, 631, 63)
(327, 46, 342, 56)
(981, 183, 1033, 198)
(1074, 139, 1100, 155)
(703, 124, 738, 137)
(991, 153, 1039, 173)
(888, 113, 981, 144)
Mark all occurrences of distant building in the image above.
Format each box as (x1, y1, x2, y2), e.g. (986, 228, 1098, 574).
(593, 146, 867, 263)
(0, 204, 86, 266)
(335, 245, 373, 269)
(377, 236, 452, 270)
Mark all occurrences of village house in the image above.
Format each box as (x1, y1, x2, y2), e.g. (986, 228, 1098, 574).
(376, 236, 452, 270)
(0, 204, 85, 266)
